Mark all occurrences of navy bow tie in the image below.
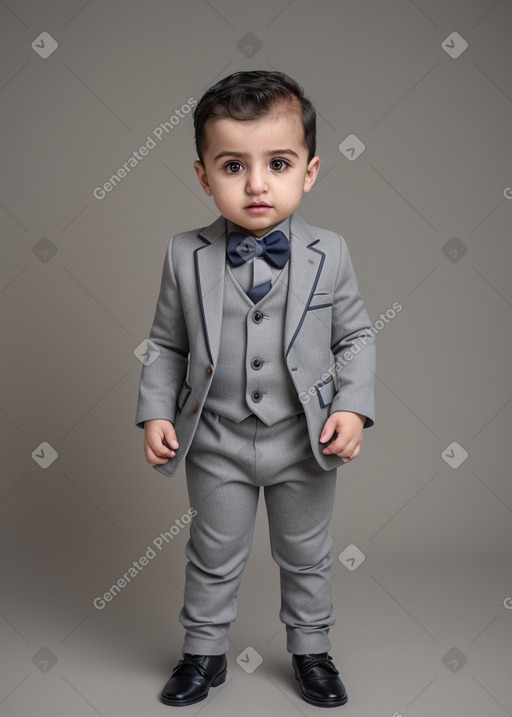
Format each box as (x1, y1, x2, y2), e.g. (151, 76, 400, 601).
(226, 230, 290, 268)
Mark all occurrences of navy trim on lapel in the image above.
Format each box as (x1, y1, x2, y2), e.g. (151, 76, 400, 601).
(285, 242, 325, 357)
(194, 216, 228, 368)
(194, 237, 214, 366)
(284, 213, 327, 357)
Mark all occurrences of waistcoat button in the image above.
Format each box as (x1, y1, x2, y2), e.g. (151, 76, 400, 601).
(251, 390, 262, 402)
(206, 364, 214, 375)
(193, 401, 200, 411)
(251, 357, 263, 370)
(253, 311, 263, 323)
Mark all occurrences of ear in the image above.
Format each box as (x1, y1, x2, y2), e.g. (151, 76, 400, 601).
(303, 155, 321, 193)
(194, 160, 213, 196)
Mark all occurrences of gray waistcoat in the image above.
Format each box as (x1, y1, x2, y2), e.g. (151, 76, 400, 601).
(203, 261, 304, 425)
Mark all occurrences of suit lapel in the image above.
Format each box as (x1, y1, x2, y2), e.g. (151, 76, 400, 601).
(284, 213, 325, 355)
(195, 215, 228, 365)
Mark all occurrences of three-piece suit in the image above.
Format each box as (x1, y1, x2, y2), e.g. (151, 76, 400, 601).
(135, 211, 375, 655)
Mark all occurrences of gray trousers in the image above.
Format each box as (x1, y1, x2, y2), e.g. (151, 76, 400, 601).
(179, 407, 338, 655)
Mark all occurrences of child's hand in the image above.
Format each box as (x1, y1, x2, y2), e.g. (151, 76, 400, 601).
(319, 411, 366, 462)
(143, 419, 179, 464)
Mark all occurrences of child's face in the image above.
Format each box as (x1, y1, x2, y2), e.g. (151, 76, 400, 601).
(194, 102, 320, 238)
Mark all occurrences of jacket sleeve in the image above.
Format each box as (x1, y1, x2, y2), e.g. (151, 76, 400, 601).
(135, 236, 190, 428)
(329, 235, 375, 427)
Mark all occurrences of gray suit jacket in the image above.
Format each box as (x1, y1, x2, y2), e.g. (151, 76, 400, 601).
(135, 212, 375, 477)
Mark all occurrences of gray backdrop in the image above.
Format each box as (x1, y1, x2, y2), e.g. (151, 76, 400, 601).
(1, 1, 511, 715)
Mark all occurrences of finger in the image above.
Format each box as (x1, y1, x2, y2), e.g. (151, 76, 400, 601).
(151, 437, 173, 457)
(339, 442, 361, 462)
(319, 415, 337, 443)
(322, 434, 348, 455)
(146, 435, 174, 460)
(163, 426, 179, 450)
(144, 444, 169, 465)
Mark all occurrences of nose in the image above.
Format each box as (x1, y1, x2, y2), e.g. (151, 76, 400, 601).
(246, 166, 268, 195)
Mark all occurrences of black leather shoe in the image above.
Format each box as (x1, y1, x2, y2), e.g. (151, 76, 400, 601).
(160, 653, 227, 706)
(292, 652, 348, 707)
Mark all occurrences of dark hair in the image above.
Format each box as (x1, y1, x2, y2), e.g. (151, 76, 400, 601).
(193, 70, 316, 164)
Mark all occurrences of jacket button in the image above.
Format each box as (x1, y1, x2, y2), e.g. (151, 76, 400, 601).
(251, 357, 263, 370)
(252, 390, 262, 402)
(206, 364, 214, 375)
(193, 401, 200, 411)
(253, 311, 263, 323)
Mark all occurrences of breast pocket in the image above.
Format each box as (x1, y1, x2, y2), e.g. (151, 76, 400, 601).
(308, 291, 333, 311)
(304, 298, 333, 348)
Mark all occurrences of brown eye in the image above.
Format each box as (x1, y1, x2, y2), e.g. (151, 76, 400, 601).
(226, 161, 243, 173)
(270, 159, 287, 171)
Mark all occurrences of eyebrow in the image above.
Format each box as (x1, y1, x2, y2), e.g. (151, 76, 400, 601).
(212, 149, 300, 162)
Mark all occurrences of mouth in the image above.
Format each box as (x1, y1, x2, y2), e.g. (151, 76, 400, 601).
(246, 202, 272, 213)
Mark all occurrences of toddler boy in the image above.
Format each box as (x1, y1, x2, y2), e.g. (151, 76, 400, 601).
(135, 70, 375, 707)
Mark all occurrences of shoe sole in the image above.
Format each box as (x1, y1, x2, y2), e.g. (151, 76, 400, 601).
(160, 668, 227, 706)
(293, 672, 348, 708)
